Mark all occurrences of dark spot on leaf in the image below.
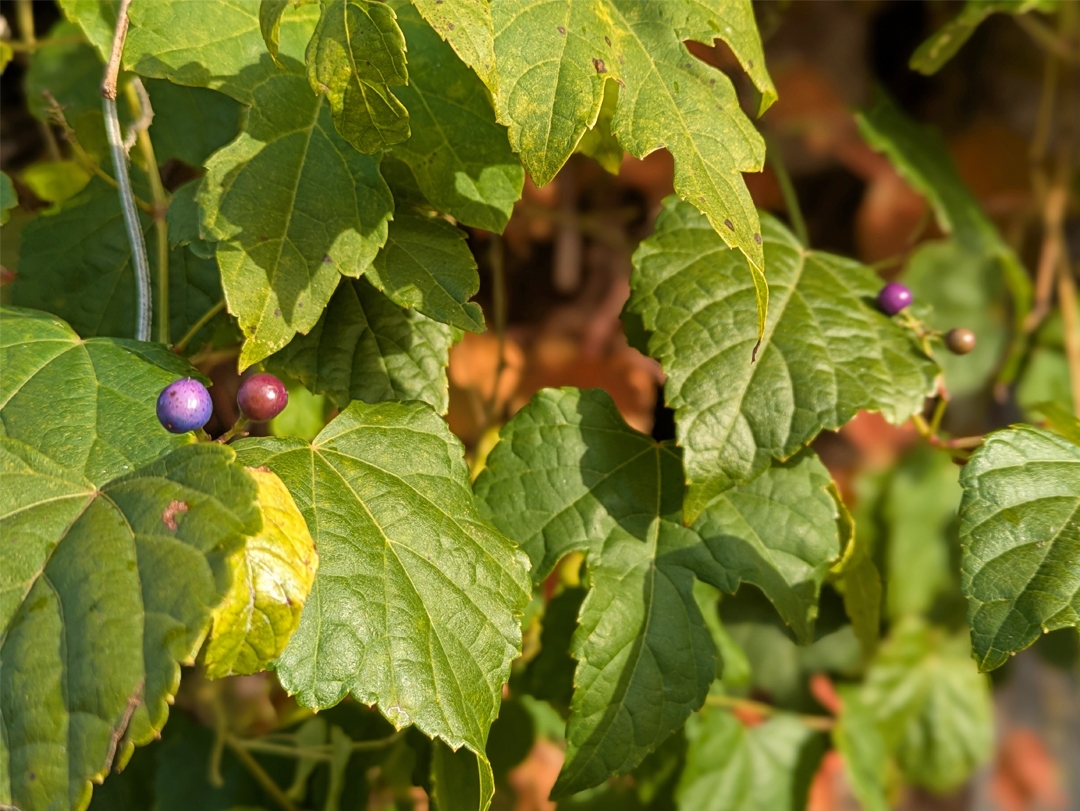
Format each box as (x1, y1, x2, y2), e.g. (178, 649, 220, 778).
(259, 235, 268, 242)
(557, 25, 566, 34)
(748, 59, 754, 68)
(604, 36, 611, 46)
(686, 63, 692, 69)
(367, 60, 372, 66)
(616, 78, 626, 88)
(297, 301, 304, 309)
(323, 254, 332, 264)
(274, 308, 281, 317)
(751, 339, 762, 363)
(710, 79, 715, 85)
(436, 0, 442, 4)
(699, 196, 706, 203)
(162, 500, 188, 531)
(753, 232, 762, 245)
(723, 219, 734, 231)
(673, 80, 680, 93)
(252, 465, 272, 473)
(447, 23, 454, 30)
(29, 772, 36, 781)
(593, 58, 606, 73)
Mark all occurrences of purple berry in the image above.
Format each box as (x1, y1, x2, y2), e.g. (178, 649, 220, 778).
(877, 282, 913, 315)
(237, 373, 288, 422)
(157, 378, 213, 433)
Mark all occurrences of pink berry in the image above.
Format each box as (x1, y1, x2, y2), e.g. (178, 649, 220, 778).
(877, 282, 913, 316)
(237, 373, 288, 422)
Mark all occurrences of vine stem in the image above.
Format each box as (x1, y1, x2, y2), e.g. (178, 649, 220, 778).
(101, 0, 152, 342)
(766, 136, 808, 246)
(704, 694, 834, 732)
(226, 738, 301, 811)
(173, 299, 226, 353)
(124, 79, 170, 344)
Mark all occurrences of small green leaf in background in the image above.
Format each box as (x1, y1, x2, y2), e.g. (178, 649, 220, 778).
(144, 79, 245, 168)
(1033, 400, 1080, 446)
(833, 687, 889, 811)
(475, 388, 845, 795)
(269, 378, 327, 441)
(259, 0, 291, 64)
(0, 171, 15, 225)
(676, 710, 825, 811)
(367, 210, 485, 333)
(490, 0, 775, 287)
(575, 80, 623, 176)
(827, 489, 882, 659)
(0, 307, 199, 485)
(430, 740, 495, 811)
(960, 424, 1080, 671)
(902, 239, 1007, 396)
(412, 0, 498, 95)
(389, 1, 523, 234)
(626, 199, 937, 522)
(910, 0, 1055, 75)
(19, 160, 91, 211)
(167, 179, 216, 259)
(233, 400, 531, 779)
(862, 619, 993, 792)
(14, 178, 222, 345)
(1, 441, 260, 811)
(265, 276, 458, 414)
(1018, 308, 1075, 415)
(204, 467, 319, 678)
(197, 60, 394, 368)
(306, 0, 410, 153)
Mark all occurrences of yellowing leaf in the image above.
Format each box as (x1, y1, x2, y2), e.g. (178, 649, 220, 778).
(204, 467, 318, 678)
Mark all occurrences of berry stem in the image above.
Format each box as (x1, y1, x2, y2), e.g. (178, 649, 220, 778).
(704, 693, 834, 732)
(767, 135, 808, 246)
(216, 416, 250, 445)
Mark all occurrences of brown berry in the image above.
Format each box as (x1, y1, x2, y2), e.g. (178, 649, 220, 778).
(945, 328, 976, 355)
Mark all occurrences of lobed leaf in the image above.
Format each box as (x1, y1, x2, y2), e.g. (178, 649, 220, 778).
(390, 1, 523, 233)
(233, 400, 531, 768)
(0, 307, 200, 486)
(197, 60, 393, 369)
(490, 0, 775, 285)
(265, 276, 458, 413)
(203, 467, 319, 679)
(306, 0, 411, 153)
(627, 200, 937, 521)
(675, 710, 825, 811)
(474, 387, 844, 795)
(0, 440, 261, 811)
(960, 425, 1080, 671)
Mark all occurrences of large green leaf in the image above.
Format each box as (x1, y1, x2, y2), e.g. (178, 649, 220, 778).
(861, 619, 993, 792)
(366, 211, 485, 333)
(265, 276, 457, 413)
(474, 387, 844, 795)
(144, 79, 245, 169)
(306, 0, 410, 153)
(412, 0, 497, 95)
(675, 710, 825, 811)
(960, 425, 1080, 671)
(0, 440, 261, 811)
(910, 0, 1055, 75)
(14, 178, 222, 345)
(389, 2, 522, 233)
(627, 200, 937, 521)
(124, 0, 323, 102)
(232, 401, 531, 768)
(490, 0, 775, 283)
(197, 59, 394, 368)
(0, 307, 199, 486)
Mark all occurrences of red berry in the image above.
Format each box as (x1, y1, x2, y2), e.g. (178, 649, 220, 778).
(237, 373, 288, 422)
(945, 328, 976, 355)
(877, 282, 913, 315)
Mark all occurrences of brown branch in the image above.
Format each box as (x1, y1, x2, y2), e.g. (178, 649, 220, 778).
(101, 0, 133, 100)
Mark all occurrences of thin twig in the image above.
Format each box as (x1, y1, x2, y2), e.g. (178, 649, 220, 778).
(174, 300, 226, 353)
(16, 0, 61, 160)
(767, 136, 808, 246)
(226, 738, 301, 811)
(101, 0, 151, 341)
(1014, 13, 1080, 64)
(704, 694, 834, 732)
(125, 79, 170, 344)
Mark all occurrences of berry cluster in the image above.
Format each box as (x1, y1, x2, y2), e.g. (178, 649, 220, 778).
(156, 373, 289, 435)
(876, 282, 975, 356)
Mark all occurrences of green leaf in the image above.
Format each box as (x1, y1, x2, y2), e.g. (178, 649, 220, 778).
(861, 619, 993, 792)
(367, 211, 485, 333)
(197, 59, 394, 369)
(856, 91, 1027, 337)
(25, 20, 103, 125)
(0, 307, 200, 486)
(833, 687, 888, 811)
(14, 177, 222, 345)
(960, 425, 1080, 671)
(145, 79, 245, 168)
(265, 276, 458, 413)
(0, 171, 15, 225)
(203, 467, 319, 678)
(388, 2, 523, 233)
(490, 0, 776, 281)
(412, 0, 498, 95)
(902, 240, 1007, 396)
(306, 0, 410, 153)
(910, 0, 1053, 75)
(269, 379, 327, 441)
(232, 400, 531, 765)
(57, 0, 117, 60)
(167, 179, 215, 259)
(523, 586, 585, 710)
(627, 200, 937, 521)
(0, 440, 260, 811)
(1033, 400, 1080, 446)
(124, 0, 323, 101)
(20, 161, 92, 210)
(429, 741, 495, 811)
(675, 710, 825, 811)
(575, 80, 623, 175)
(826, 483, 881, 658)
(474, 388, 844, 795)
(259, 0, 290, 64)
